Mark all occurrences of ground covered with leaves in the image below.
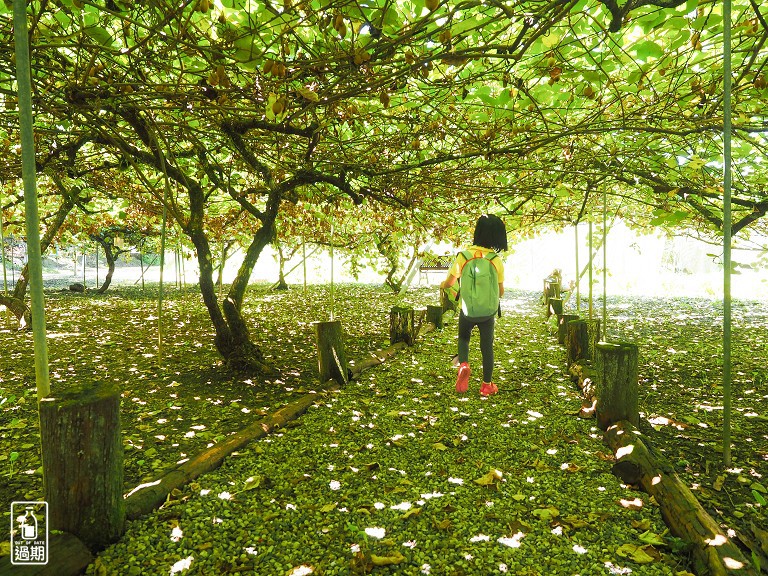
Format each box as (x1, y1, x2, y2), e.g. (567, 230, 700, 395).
(0, 282, 766, 575)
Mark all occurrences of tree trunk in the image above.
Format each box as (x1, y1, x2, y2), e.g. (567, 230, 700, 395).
(0, 294, 31, 329)
(604, 421, 756, 576)
(38, 383, 125, 552)
(595, 341, 639, 430)
(90, 235, 125, 294)
(185, 191, 274, 373)
(314, 320, 349, 385)
(12, 196, 74, 300)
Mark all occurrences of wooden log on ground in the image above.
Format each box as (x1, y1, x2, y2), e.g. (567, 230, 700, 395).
(0, 532, 92, 576)
(350, 342, 409, 378)
(390, 306, 415, 346)
(426, 304, 444, 329)
(595, 341, 639, 430)
(314, 320, 349, 386)
(124, 391, 322, 520)
(38, 383, 124, 552)
(565, 319, 588, 368)
(127, 306, 455, 521)
(605, 421, 757, 576)
(558, 314, 579, 345)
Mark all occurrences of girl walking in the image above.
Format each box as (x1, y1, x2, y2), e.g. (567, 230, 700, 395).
(440, 214, 507, 396)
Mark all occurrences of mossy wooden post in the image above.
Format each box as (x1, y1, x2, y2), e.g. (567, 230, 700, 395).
(585, 319, 601, 361)
(440, 287, 457, 313)
(314, 320, 348, 385)
(543, 279, 560, 311)
(558, 314, 579, 345)
(548, 297, 563, 318)
(426, 304, 444, 329)
(38, 383, 124, 552)
(390, 306, 415, 346)
(565, 319, 588, 368)
(595, 342, 639, 430)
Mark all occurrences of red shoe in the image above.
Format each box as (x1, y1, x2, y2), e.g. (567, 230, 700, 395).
(455, 362, 470, 393)
(480, 382, 498, 396)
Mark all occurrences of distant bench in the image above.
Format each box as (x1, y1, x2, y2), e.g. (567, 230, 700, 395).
(419, 254, 453, 282)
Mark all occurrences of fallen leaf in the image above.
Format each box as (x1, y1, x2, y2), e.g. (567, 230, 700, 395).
(401, 507, 421, 519)
(474, 469, 503, 486)
(532, 506, 560, 521)
(638, 530, 666, 546)
(370, 551, 405, 566)
(616, 543, 656, 564)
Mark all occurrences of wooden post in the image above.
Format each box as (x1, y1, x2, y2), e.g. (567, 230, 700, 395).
(558, 314, 579, 345)
(543, 279, 560, 311)
(390, 306, 415, 346)
(584, 318, 601, 361)
(565, 319, 588, 368)
(314, 320, 349, 385)
(38, 383, 125, 551)
(595, 341, 639, 430)
(548, 297, 563, 318)
(440, 287, 457, 313)
(426, 304, 444, 329)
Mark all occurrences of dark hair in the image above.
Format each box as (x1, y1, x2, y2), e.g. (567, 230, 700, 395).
(473, 214, 508, 252)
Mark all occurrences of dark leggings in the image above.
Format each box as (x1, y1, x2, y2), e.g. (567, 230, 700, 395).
(457, 313, 495, 383)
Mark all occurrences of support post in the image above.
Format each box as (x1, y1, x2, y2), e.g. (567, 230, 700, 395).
(389, 306, 415, 346)
(314, 320, 349, 385)
(548, 297, 563, 317)
(38, 383, 125, 551)
(595, 342, 639, 430)
(584, 318, 601, 363)
(440, 286, 457, 313)
(565, 319, 588, 368)
(558, 314, 579, 345)
(426, 304, 444, 329)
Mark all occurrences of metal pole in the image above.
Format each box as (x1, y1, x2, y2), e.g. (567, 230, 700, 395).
(722, 0, 733, 467)
(1, 190, 8, 295)
(330, 224, 335, 320)
(588, 220, 593, 319)
(13, 0, 50, 398)
(574, 224, 580, 314)
(602, 189, 607, 338)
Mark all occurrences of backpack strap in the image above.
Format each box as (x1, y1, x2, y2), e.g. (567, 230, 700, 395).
(459, 250, 496, 273)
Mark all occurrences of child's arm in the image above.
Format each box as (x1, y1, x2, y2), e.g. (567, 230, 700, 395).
(440, 273, 458, 289)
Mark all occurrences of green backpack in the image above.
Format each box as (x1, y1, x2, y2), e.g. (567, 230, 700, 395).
(458, 250, 499, 318)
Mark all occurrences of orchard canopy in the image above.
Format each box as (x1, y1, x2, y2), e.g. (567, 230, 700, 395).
(0, 0, 766, 367)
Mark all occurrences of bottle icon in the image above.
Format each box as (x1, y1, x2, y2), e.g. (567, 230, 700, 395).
(20, 508, 38, 540)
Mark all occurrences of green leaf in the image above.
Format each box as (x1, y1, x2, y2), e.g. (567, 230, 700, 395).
(633, 40, 664, 62)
